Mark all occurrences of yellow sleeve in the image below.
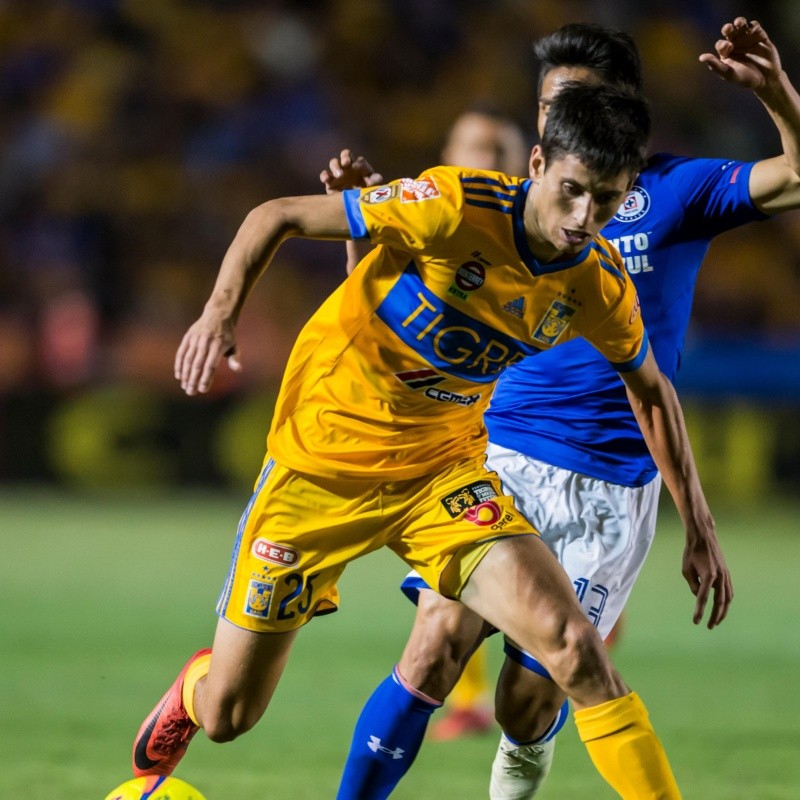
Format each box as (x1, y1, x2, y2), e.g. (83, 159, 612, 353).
(343, 166, 464, 252)
(582, 241, 649, 372)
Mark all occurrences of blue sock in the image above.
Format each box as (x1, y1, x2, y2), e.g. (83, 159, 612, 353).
(503, 699, 569, 746)
(502, 640, 569, 745)
(336, 666, 441, 800)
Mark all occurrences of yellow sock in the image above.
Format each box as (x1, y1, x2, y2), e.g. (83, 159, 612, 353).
(450, 645, 489, 710)
(574, 692, 681, 799)
(181, 652, 212, 726)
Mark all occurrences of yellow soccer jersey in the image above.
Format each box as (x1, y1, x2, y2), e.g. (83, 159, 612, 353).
(266, 166, 648, 480)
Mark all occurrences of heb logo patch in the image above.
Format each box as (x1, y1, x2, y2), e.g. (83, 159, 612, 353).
(252, 538, 299, 566)
(400, 176, 440, 203)
(441, 480, 499, 518)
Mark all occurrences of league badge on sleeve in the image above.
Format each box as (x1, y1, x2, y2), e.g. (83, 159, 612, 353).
(362, 185, 398, 204)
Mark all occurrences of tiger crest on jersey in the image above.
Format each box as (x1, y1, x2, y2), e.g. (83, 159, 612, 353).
(441, 480, 499, 518)
(532, 300, 577, 345)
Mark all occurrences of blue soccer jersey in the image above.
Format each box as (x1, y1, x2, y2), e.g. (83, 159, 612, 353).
(485, 154, 769, 487)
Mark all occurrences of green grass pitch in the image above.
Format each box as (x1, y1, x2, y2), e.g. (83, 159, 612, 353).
(1, 489, 798, 799)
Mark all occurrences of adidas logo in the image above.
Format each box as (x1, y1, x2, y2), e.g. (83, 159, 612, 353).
(502, 297, 525, 318)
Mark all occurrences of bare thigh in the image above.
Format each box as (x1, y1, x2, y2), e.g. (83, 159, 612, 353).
(196, 616, 299, 741)
(397, 588, 492, 701)
(460, 535, 626, 709)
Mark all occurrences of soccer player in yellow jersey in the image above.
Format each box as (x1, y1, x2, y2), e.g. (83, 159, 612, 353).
(330, 108, 531, 742)
(416, 107, 532, 743)
(130, 82, 716, 799)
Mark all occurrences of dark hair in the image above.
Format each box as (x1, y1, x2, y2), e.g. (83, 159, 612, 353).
(534, 23, 642, 94)
(541, 83, 650, 178)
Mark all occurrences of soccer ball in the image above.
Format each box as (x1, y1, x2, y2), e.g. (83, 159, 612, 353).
(103, 775, 207, 800)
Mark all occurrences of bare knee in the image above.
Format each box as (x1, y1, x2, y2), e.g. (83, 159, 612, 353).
(197, 622, 296, 744)
(398, 591, 489, 700)
(202, 699, 261, 743)
(196, 678, 265, 744)
(540, 618, 626, 703)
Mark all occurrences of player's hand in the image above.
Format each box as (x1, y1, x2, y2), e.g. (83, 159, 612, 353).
(681, 522, 733, 629)
(699, 18, 781, 92)
(175, 310, 241, 396)
(320, 148, 384, 194)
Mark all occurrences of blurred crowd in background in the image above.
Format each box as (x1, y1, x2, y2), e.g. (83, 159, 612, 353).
(1, 0, 799, 489)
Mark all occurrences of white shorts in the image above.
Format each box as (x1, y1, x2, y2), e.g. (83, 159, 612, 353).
(485, 441, 662, 640)
(400, 443, 661, 643)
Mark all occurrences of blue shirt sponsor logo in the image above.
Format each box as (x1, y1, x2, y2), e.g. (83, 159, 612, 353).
(608, 231, 654, 275)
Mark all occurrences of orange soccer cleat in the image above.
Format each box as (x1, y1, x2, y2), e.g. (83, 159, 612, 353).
(132, 648, 211, 777)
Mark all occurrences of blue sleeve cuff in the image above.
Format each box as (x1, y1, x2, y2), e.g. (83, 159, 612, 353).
(343, 189, 369, 240)
(610, 329, 649, 373)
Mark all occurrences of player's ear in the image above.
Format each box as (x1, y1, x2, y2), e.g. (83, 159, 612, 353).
(529, 145, 544, 182)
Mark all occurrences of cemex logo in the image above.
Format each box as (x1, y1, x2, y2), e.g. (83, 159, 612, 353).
(395, 369, 480, 406)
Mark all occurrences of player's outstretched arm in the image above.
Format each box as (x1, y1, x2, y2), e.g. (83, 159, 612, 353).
(175, 193, 351, 396)
(620, 348, 733, 630)
(321, 148, 383, 275)
(700, 17, 800, 212)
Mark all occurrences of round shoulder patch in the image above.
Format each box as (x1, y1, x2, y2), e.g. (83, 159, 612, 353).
(614, 186, 650, 223)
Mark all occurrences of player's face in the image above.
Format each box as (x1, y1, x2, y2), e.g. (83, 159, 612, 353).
(538, 66, 604, 137)
(442, 113, 529, 175)
(526, 148, 631, 260)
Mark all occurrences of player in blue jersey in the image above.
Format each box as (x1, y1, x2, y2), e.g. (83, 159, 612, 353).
(330, 17, 800, 800)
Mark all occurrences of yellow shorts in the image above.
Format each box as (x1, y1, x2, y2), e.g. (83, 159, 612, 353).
(216, 455, 539, 632)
